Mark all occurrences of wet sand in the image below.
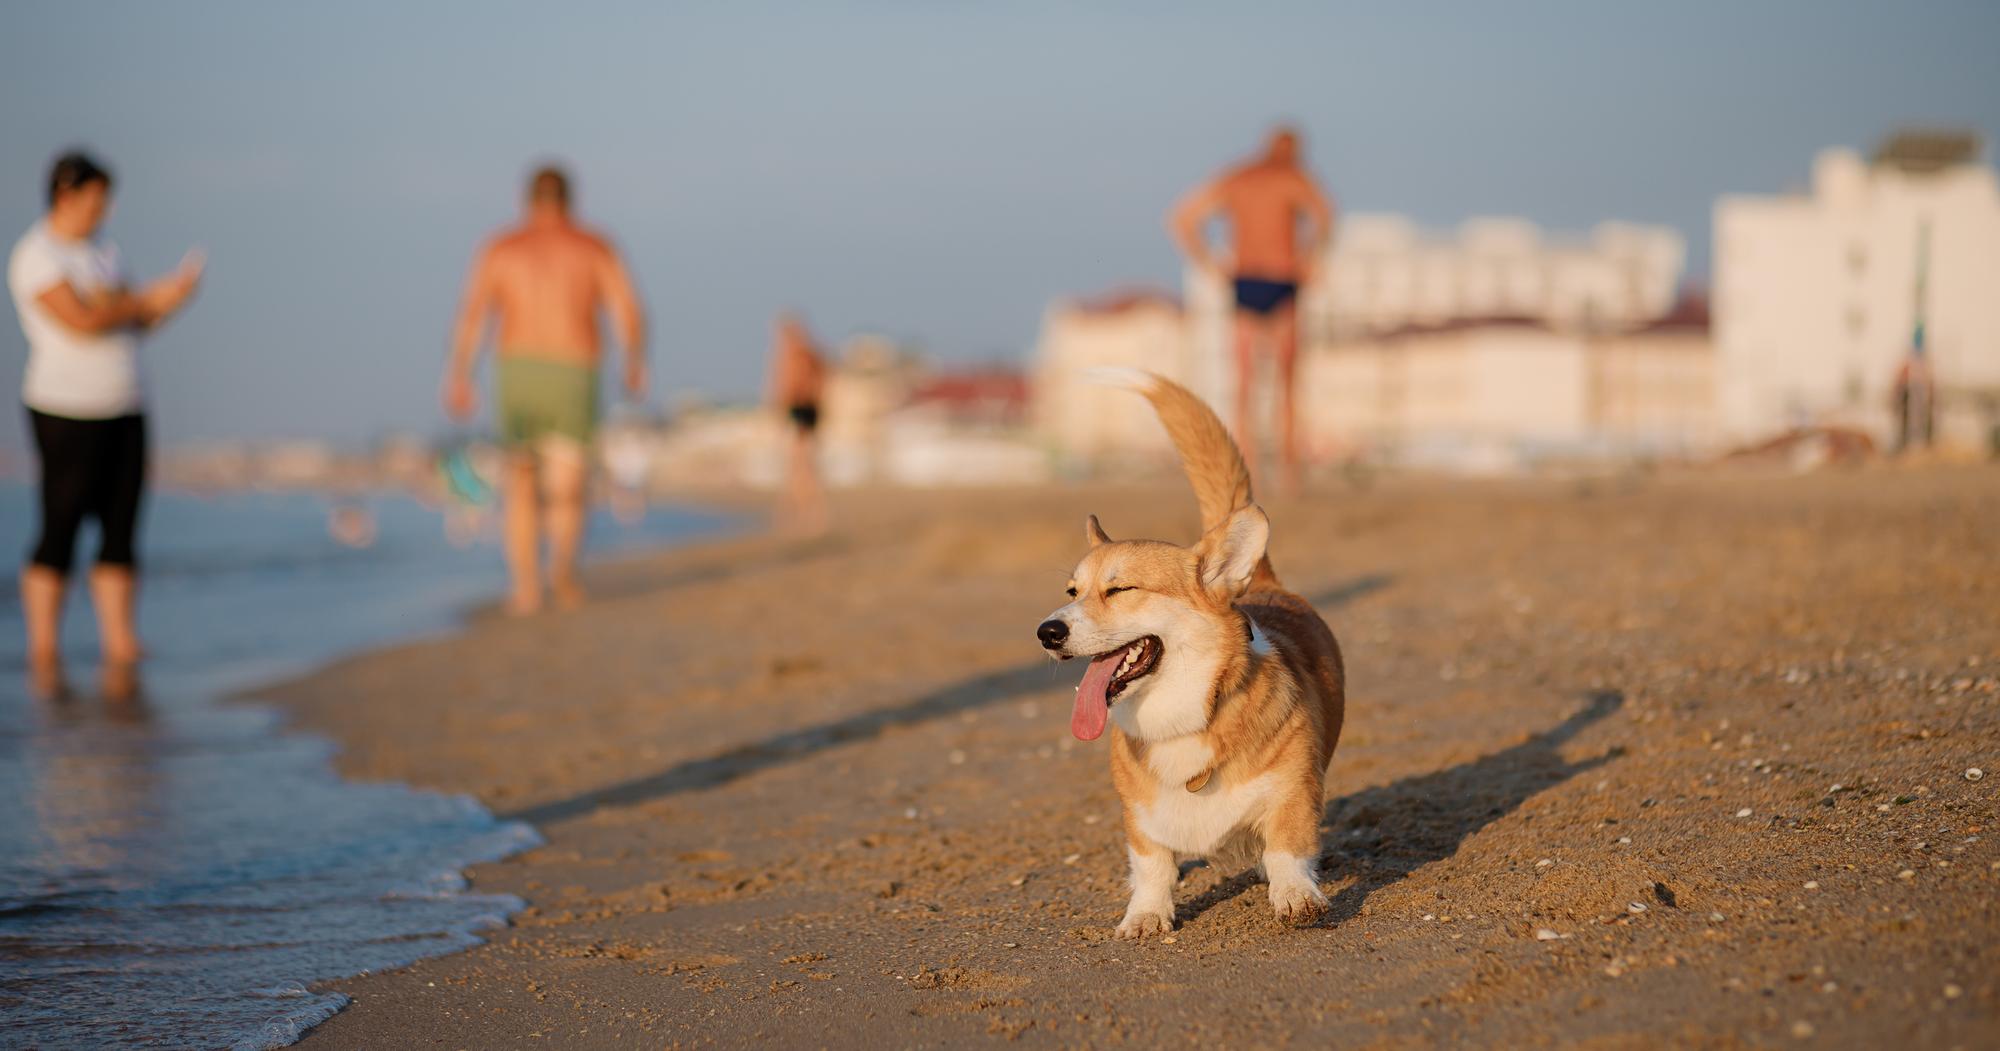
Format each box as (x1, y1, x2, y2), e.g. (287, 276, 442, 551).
(265, 467, 1998, 1048)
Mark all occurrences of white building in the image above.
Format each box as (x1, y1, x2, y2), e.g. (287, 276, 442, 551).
(879, 372, 1046, 487)
(819, 334, 928, 486)
(653, 338, 1051, 491)
(1303, 215, 1686, 340)
(1714, 133, 2000, 450)
(1299, 306, 1714, 472)
(1167, 214, 1699, 470)
(1029, 288, 1192, 466)
(1181, 215, 1686, 392)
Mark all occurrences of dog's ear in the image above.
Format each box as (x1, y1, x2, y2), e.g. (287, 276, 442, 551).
(1085, 514, 1113, 548)
(1195, 505, 1268, 596)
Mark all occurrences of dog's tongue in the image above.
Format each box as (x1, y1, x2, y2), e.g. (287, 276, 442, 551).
(1071, 651, 1121, 741)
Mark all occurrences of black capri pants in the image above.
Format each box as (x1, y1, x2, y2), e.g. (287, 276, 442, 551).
(27, 409, 147, 572)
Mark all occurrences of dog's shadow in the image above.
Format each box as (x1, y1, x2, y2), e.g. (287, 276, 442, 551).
(501, 571, 1393, 828)
(1176, 689, 1625, 928)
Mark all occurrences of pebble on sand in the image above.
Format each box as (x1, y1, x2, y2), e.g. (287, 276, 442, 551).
(1804, 881, 1819, 890)
(1791, 1020, 1815, 1039)
(1736, 808, 1754, 818)
(1967, 768, 1984, 782)
(1943, 983, 1963, 999)
(1896, 869, 1915, 880)
(1535, 928, 1565, 941)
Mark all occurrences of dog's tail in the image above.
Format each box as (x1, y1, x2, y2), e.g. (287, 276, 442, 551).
(1086, 368, 1279, 587)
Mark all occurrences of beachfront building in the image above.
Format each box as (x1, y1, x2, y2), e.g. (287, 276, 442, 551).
(647, 403, 773, 490)
(1032, 220, 1710, 474)
(1713, 131, 2000, 451)
(1180, 214, 1686, 405)
(1297, 297, 1715, 472)
(1172, 214, 1702, 471)
(818, 334, 928, 486)
(880, 368, 1047, 486)
(1301, 215, 1687, 341)
(642, 335, 929, 491)
(1029, 288, 1192, 467)
(653, 337, 1051, 490)
(1588, 299, 1717, 456)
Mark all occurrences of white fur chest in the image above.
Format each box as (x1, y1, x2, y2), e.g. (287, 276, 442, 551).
(1143, 735, 1214, 785)
(1135, 772, 1277, 856)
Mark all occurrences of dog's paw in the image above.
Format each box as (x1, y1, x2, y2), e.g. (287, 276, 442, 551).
(1270, 881, 1329, 927)
(1115, 910, 1175, 939)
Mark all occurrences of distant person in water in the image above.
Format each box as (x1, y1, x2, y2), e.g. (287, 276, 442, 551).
(766, 312, 827, 536)
(1169, 124, 1334, 490)
(444, 165, 647, 614)
(8, 150, 204, 695)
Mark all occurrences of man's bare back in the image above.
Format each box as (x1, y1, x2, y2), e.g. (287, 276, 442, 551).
(444, 168, 644, 421)
(1210, 163, 1326, 281)
(443, 167, 646, 426)
(473, 223, 634, 365)
(1171, 129, 1332, 284)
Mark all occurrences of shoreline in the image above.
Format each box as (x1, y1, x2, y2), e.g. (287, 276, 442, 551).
(260, 470, 1996, 1048)
(204, 494, 752, 1047)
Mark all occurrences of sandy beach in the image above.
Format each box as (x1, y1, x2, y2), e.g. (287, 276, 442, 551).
(262, 467, 1998, 1049)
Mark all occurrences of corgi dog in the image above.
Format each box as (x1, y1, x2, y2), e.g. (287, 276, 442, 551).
(1035, 370, 1345, 937)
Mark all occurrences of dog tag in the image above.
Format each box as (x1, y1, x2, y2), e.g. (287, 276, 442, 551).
(1185, 769, 1213, 793)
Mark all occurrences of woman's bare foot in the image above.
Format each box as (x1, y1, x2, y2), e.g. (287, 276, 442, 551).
(101, 659, 143, 703)
(28, 649, 67, 700)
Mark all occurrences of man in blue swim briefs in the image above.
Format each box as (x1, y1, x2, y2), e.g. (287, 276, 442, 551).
(1170, 125, 1335, 488)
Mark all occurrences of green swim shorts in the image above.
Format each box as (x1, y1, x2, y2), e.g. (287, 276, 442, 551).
(496, 354, 599, 449)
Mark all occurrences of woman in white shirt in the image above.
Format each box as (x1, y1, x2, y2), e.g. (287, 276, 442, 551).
(7, 152, 202, 690)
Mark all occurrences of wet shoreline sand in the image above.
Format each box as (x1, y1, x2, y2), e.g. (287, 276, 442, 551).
(266, 469, 1997, 1048)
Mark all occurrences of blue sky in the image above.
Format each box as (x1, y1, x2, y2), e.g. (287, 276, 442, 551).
(3, 1, 1996, 449)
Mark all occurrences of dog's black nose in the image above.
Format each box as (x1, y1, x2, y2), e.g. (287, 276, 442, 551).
(1037, 620, 1069, 649)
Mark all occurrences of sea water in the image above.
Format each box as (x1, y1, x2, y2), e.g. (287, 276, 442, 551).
(0, 485, 732, 1048)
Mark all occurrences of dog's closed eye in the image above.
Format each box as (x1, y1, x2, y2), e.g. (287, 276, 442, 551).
(1105, 585, 1137, 597)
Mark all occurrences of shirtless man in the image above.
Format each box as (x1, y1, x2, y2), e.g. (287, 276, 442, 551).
(1169, 125, 1334, 488)
(765, 312, 828, 536)
(444, 166, 646, 614)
